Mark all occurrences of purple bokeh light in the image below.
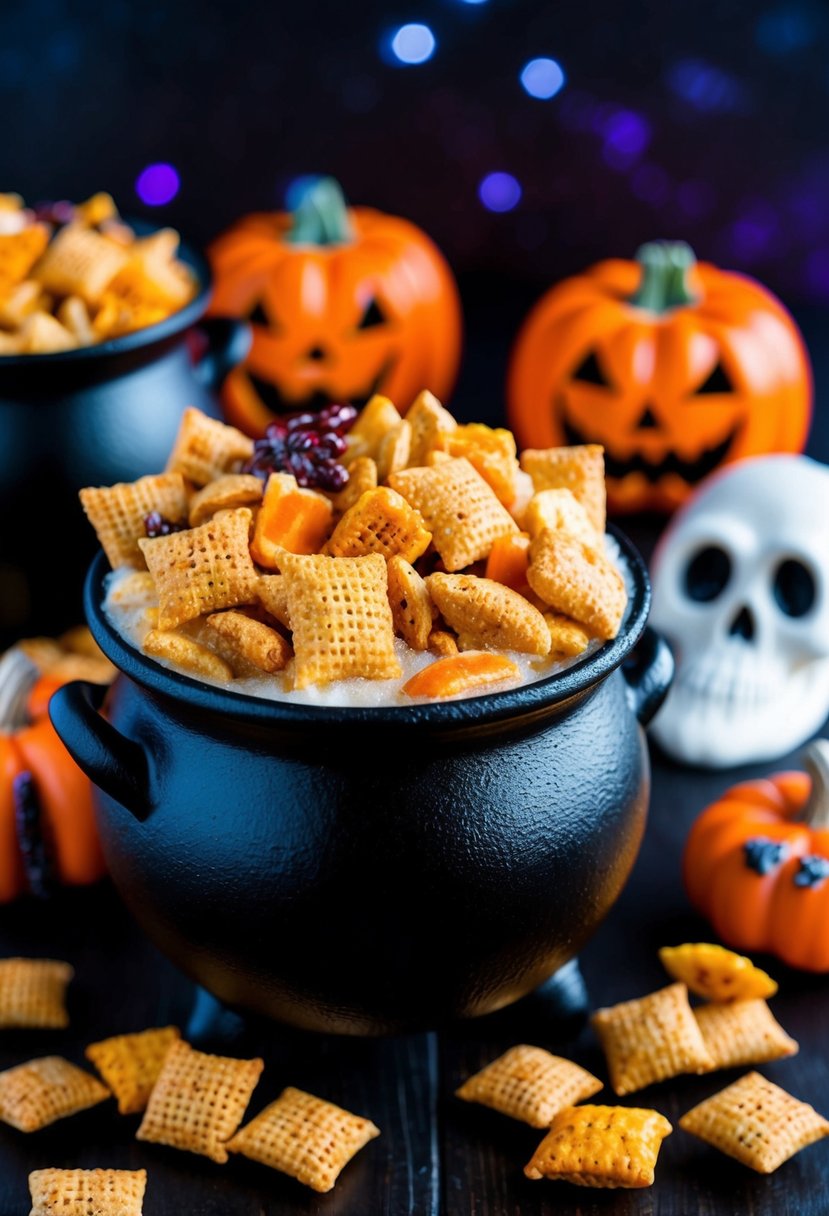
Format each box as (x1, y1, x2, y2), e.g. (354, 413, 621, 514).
(630, 164, 670, 206)
(135, 163, 180, 207)
(520, 57, 566, 100)
(676, 179, 717, 219)
(667, 58, 749, 114)
(804, 248, 829, 299)
(729, 202, 779, 261)
(478, 172, 522, 213)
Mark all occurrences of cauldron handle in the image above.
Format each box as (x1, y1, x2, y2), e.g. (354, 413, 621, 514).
(621, 626, 674, 727)
(49, 681, 154, 821)
(193, 317, 252, 390)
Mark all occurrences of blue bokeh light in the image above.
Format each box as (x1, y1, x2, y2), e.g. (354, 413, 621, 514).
(520, 57, 566, 100)
(135, 163, 180, 207)
(479, 172, 522, 213)
(389, 23, 436, 65)
(756, 4, 822, 54)
(667, 58, 748, 114)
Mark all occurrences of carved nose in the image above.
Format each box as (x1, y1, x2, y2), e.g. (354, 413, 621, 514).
(305, 345, 328, 362)
(636, 406, 660, 430)
(729, 606, 755, 641)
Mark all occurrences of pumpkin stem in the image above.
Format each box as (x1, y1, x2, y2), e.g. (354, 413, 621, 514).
(799, 739, 829, 830)
(629, 241, 699, 313)
(286, 176, 354, 246)
(0, 648, 39, 732)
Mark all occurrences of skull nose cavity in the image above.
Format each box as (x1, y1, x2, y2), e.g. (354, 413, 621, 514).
(729, 605, 755, 642)
(305, 345, 328, 362)
(636, 406, 660, 430)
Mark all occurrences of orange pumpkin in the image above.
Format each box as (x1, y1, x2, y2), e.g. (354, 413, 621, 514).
(0, 649, 106, 901)
(507, 241, 812, 514)
(208, 177, 462, 436)
(683, 740, 829, 972)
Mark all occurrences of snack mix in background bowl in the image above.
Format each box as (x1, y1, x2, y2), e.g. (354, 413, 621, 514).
(0, 191, 196, 353)
(79, 393, 630, 704)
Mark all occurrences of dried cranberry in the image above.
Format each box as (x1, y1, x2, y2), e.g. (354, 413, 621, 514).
(144, 511, 186, 538)
(33, 199, 75, 226)
(242, 402, 356, 493)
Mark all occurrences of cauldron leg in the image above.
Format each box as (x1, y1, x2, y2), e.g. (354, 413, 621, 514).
(521, 959, 589, 1027)
(186, 986, 249, 1050)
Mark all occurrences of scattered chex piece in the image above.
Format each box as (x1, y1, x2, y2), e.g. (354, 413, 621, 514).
(387, 556, 434, 650)
(255, 575, 290, 628)
(206, 610, 292, 674)
(679, 1071, 829, 1173)
(139, 507, 259, 631)
(28, 1168, 147, 1216)
(694, 1000, 798, 1071)
(438, 423, 518, 506)
(405, 390, 457, 467)
(520, 444, 606, 533)
(228, 1086, 380, 1193)
(527, 530, 626, 640)
(324, 487, 432, 563)
(188, 473, 263, 527)
(0, 1056, 109, 1132)
(376, 419, 412, 482)
(390, 457, 518, 571)
(426, 573, 551, 656)
(456, 1045, 602, 1128)
(332, 455, 377, 518)
(136, 1039, 263, 1163)
(0, 958, 73, 1030)
(79, 473, 188, 570)
(659, 942, 778, 1002)
(166, 407, 254, 487)
(279, 552, 401, 689)
(346, 394, 400, 461)
(525, 1104, 672, 1188)
(34, 223, 129, 305)
(523, 488, 598, 546)
(591, 982, 715, 1095)
(85, 1026, 180, 1115)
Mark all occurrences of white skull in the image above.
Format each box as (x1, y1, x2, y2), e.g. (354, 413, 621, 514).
(650, 454, 829, 768)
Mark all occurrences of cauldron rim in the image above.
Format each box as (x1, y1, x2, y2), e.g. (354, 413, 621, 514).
(82, 524, 652, 728)
(0, 217, 211, 370)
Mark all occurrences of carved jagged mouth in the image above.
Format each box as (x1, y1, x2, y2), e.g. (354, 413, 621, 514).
(247, 359, 396, 416)
(562, 411, 740, 484)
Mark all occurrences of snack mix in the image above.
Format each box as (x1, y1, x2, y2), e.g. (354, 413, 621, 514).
(83, 393, 629, 704)
(0, 192, 196, 353)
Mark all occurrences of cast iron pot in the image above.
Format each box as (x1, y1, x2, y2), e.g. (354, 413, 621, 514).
(0, 231, 250, 645)
(50, 530, 673, 1035)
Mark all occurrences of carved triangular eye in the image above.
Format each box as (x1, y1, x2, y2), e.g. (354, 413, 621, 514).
(696, 360, 733, 394)
(357, 298, 386, 330)
(249, 300, 271, 327)
(571, 349, 608, 386)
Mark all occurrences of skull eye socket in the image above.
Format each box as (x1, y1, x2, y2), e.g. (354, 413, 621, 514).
(570, 349, 608, 386)
(357, 297, 387, 330)
(684, 545, 732, 602)
(773, 559, 816, 617)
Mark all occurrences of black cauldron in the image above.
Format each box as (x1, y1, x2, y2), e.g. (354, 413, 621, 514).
(0, 234, 250, 646)
(50, 531, 673, 1035)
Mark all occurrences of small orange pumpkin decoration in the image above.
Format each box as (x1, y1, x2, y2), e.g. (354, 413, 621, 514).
(683, 740, 829, 972)
(0, 648, 107, 902)
(507, 240, 812, 514)
(208, 177, 462, 436)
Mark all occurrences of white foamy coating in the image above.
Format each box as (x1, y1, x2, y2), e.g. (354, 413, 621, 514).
(103, 537, 631, 707)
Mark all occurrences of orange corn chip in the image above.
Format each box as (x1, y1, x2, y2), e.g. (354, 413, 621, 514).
(523, 488, 598, 545)
(75, 191, 118, 226)
(694, 999, 798, 1070)
(456, 1045, 603, 1128)
(331, 455, 378, 519)
(387, 556, 435, 650)
(545, 613, 591, 658)
(80, 473, 188, 570)
(28, 1168, 147, 1216)
(521, 444, 606, 533)
(426, 572, 551, 655)
(679, 1072, 829, 1173)
(138, 508, 259, 630)
(228, 1086, 380, 1193)
(485, 533, 531, 594)
(166, 407, 254, 487)
(18, 312, 76, 353)
(376, 419, 412, 482)
(142, 629, 234, 682)
(525, 1104, 672, 1188)
(390, 458, 518, 571)
(92, 292, 169, 339)
(35, 224, 129, 305)
(325, 487, 432, 563)
(405, 389, 457, 466)
(0, 1057, 109, 1132)
(206, 610, 292, 674)
(439, 423, 519, 506)
(136, 1039, 263, 1163)
(403, 651, 520, 700)
(528, 530, 626, 640)
(188, 473, 263, 527)
(0, 279, 41, 328)
(659, 943, 778, 1002)
(0, 224, 49, 287)
(56, 295, 94, 344)
(250, 472, 333, 565)
(0, 958, 73, 1029)
(280, 552, 401, 688)
(592, 982, 715, 1095)
(86, 1026, 181, 1115)
(347, 394, 400, 458)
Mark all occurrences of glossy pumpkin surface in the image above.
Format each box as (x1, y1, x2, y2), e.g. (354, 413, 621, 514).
(507, 241, 812, 513)
(208, 178, 462, 435)
(683, 740, 829, 972)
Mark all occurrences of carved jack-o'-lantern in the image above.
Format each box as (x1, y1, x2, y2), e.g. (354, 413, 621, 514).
(507, 242, 812, 513)
(208, 177, 462, 436)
